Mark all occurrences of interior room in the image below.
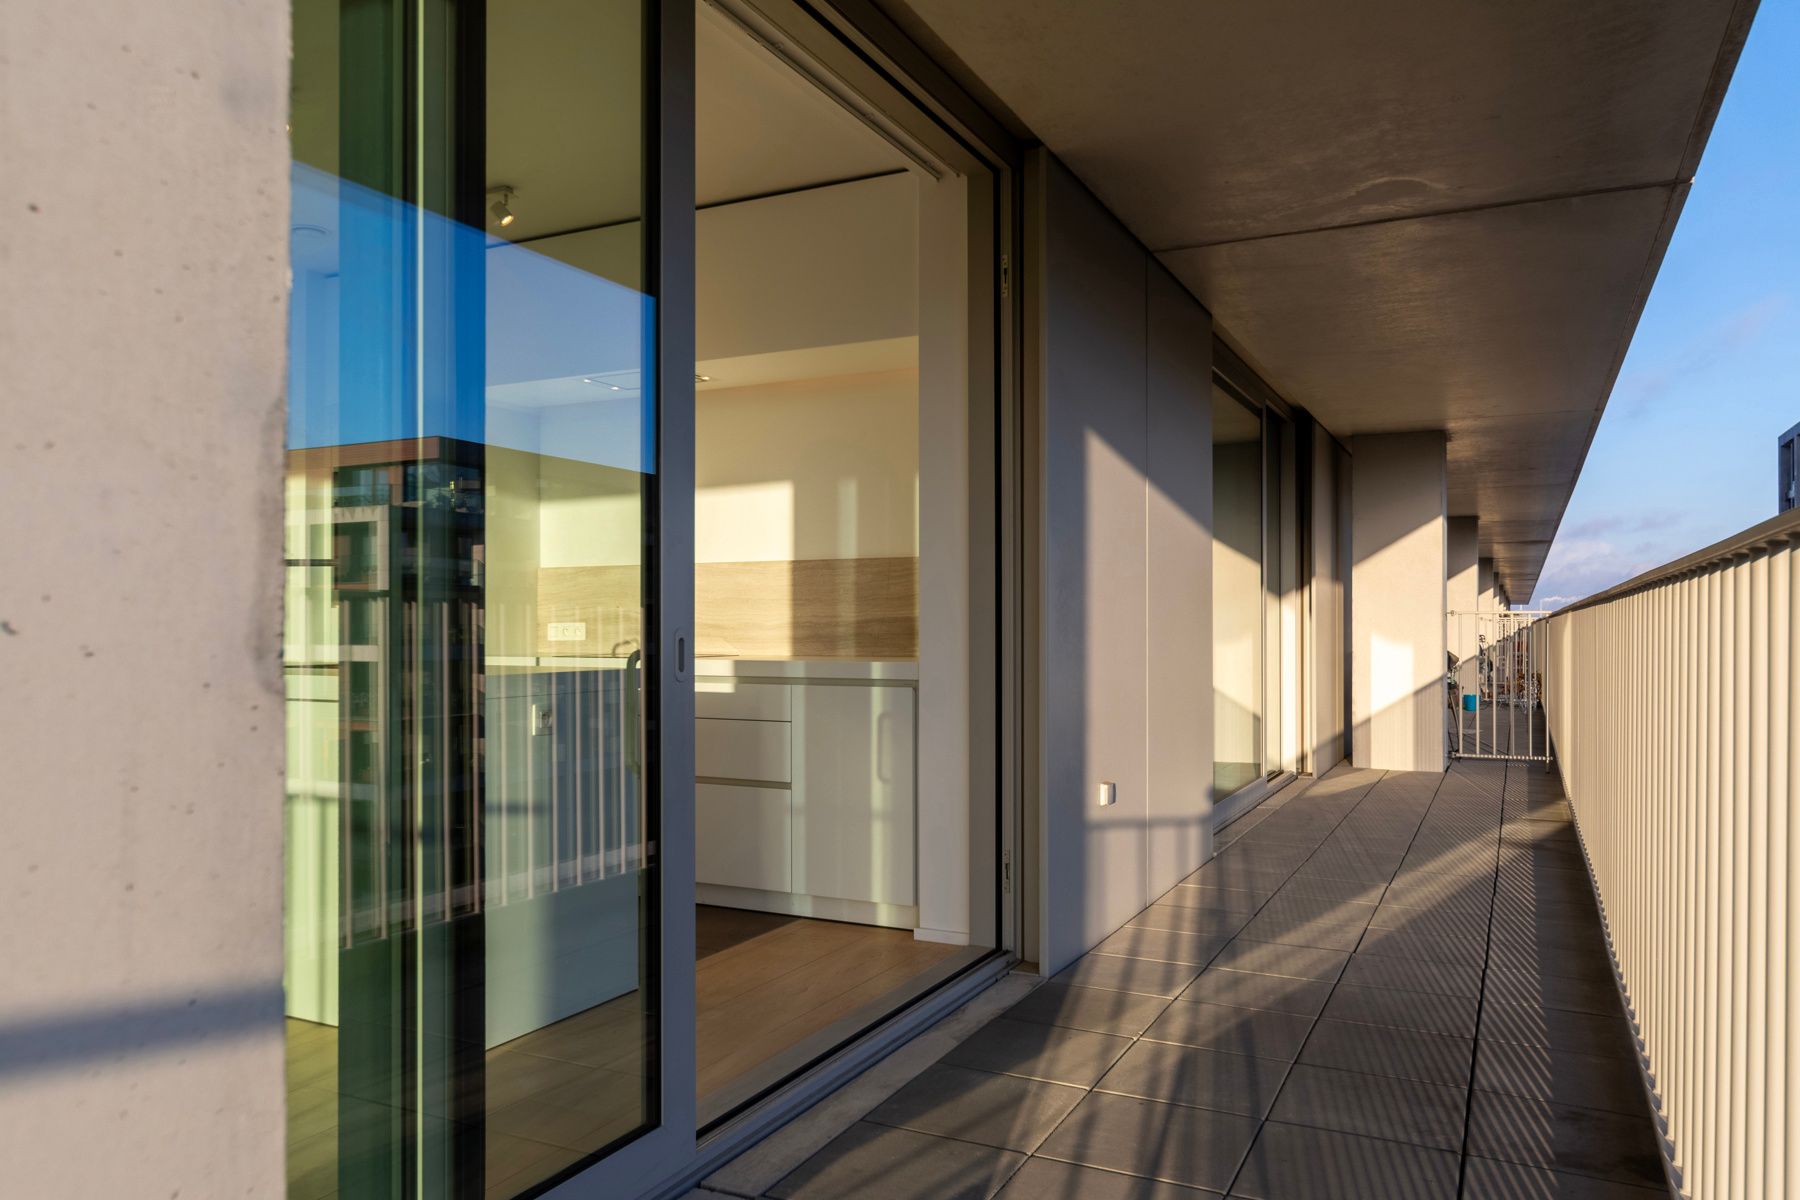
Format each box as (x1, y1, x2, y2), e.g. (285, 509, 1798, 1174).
(685, 0, 987, 1122)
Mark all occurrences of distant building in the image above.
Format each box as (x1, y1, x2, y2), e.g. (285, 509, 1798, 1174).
(1782, 421, 1800, 513)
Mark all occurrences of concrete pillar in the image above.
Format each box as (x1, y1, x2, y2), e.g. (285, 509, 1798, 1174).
(1477, 556, 1499, 611)
(1447, 517, 1479, 658)
(1350, 432, 1447, 772)
(1, 1, 290, 1194)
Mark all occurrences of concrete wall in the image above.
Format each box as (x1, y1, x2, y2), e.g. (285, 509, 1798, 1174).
(1447, 516, 1479, 661)
(1031, 152, 1214, 974)
(1478, 555, 1499, 611)
(0, 1, 289, 1194)
(1350, 433, 1448, 772)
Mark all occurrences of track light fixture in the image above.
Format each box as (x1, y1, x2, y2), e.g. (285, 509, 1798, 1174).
(488, 186, 517, 229)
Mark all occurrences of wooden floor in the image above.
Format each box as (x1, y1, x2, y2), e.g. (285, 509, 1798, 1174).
(286, 906, 962, 1200)
(694, 906, 964, 1104)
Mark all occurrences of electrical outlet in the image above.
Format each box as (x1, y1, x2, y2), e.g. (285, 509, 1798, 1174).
(547, 621, 587, 642)
(531, 703, 553, 737)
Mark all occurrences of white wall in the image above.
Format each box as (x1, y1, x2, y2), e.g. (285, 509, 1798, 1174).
(1478, 555, 1500, 611)
(1033, 153, 1214, 974)
(0, 1, 289, 1194)
(1350, 432, 1448, 772)
(695, 370, 919, 564)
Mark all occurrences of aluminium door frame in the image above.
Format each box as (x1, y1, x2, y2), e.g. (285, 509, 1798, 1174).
(533, 0, 698, 1194)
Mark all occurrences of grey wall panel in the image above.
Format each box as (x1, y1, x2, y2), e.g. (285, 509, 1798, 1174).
(1145, 263, 1214, 899)
(1038, 153, 1151, 973)
(1034, 154, 1218, 973)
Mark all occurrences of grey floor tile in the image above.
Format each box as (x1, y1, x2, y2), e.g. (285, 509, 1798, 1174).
(1036, 1091, 1259, 1194)
(1208, 939, 1350, 982)
(941, 1017, 1133, 1088)
(1095, 1039, 1291, 1117)
(1320, 984, 1478, 1038)
(1339, 952, 1483, 999)
(994, 1157, 1222, 1200)
(865, 1063, 1087, 1152)
(1473, 1039, 1650, 1116)
(1460, 1156, 1669, 1198)
(1163, 884, 1271, 914)
(1358, 926, 1488, 968)
(1483, 967, 1620, 1016)
(1382, 878, 1493, 914)
(1055, 953, 1205, 998)
(1268, 1064, 1466, 1152)
(1298, 1018, 1473, 1088)
(1004, 982, 1171, 1038)
(1143, 1000, 1314, 1061)
(1271, 874, 1387, 905)
(766, 1122, 1025, 1200)
(1486, 942, 1616, 987)
(1193, 863, 1298, 892)
(1179, 967, 1333, 1016)
(1237, 908, 1371, 952)
(1095, 925, 1232, 966)
(1369, 904, 1491, 944)
(1131, 904, 1257, 939)
(1466, 1091, 1666, 1187)
(1230, 1121, 1460, 1200)
(1478, 1001, 1635, 1059)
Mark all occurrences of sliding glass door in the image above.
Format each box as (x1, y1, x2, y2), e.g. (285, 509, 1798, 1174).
(1211, 371, 1298, 816)
(285, 1, 690, 1195)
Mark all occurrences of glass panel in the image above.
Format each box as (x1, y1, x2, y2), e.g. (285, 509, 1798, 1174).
(285, 1, 656, 1196)
(689, 0, 990, 1122)
(1212, 384, 1263, 798)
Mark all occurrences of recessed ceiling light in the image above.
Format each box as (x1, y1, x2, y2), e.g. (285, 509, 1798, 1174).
(582, 377, 624, 391)
(695, 374, 712, 383)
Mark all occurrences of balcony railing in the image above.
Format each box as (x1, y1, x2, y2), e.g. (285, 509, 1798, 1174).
(1542, 507, 1800, 1200)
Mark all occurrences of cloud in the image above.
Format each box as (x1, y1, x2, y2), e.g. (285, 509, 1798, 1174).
(1615, 292, 1789, 417)
(1531, 535, 1670, 607)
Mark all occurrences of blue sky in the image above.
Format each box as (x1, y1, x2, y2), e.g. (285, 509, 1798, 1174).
(1531, 5, 1800, 608)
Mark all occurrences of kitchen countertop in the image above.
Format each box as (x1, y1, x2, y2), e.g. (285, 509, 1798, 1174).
(694, 658, 918, 682)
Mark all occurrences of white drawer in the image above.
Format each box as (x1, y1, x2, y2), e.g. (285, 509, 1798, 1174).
(696, 783, 792, 893)
(694, 679, 791, 722)
(695, 718, 791, 783)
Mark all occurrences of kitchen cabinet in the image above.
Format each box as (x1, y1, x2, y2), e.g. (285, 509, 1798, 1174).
(692, 662, 917, 926)
(793, 684, 916, 907)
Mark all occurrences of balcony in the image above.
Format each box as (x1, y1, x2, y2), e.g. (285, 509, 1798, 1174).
(690, 760, 1656, 1200)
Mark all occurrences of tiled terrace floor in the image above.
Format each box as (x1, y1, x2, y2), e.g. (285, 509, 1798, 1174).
(756, 762, 1668, 1200)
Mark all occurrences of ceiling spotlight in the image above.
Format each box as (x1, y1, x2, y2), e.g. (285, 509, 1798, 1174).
(582, 377, 623, 391)
(488, 186, 517, 229)
(695, 373, 712, 383)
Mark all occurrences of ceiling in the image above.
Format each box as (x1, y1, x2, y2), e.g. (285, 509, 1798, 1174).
(482, 0, 910, 242)
(880, 0, 1754, 598)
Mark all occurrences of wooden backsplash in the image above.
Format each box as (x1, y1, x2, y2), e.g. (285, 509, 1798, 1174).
(534, 557, 918, 660)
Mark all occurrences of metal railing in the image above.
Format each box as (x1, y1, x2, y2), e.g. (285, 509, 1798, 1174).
(1542, 507, 1800, 1200)
(1447, 610, 1552, 763)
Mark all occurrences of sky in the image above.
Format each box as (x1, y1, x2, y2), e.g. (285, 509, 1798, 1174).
(1530, 4, 1800, 609)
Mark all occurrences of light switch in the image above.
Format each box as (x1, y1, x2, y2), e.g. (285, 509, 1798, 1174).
(531, 703, 554, 737)
(1097, 781, 1117, 807)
